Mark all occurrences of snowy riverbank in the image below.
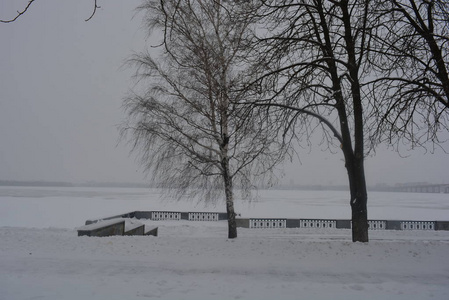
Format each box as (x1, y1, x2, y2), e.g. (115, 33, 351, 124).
(1, 186, 448, 299)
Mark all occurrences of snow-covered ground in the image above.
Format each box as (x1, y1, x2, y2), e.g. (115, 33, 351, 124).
(1, 186, 449, 299)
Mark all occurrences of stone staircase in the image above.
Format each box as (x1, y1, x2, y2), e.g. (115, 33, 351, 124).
(77, 218, 158, 237)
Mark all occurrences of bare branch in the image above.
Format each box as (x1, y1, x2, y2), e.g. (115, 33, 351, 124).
(85, 0, 100, 22)
(1, 0, 36, 23)
(253, 101, 343, 145)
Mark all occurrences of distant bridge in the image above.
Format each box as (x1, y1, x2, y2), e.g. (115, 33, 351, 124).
(396, 184, 449, 194)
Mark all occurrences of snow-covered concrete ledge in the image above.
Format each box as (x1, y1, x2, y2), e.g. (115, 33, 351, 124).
(123, 221, 144, 236)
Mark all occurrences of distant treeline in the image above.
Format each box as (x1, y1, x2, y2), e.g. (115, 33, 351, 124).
(275, 184, 399, 192)
(0, 180, 401, 192)
(274, 184, 349, 191)
(0, 180, 150, 188)
(0, 180, 73, 187)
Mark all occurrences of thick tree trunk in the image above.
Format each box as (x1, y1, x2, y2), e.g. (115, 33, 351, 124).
(347, 156, 369, 243)
(341, 145, 369, 243)
(334, 93, 369, 242)
(334, 94, 369, 242)
(351, 198, 369, 242)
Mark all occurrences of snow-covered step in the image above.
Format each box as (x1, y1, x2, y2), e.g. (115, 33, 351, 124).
(77, 219, 125, 237)
(145, 226, 158, 236)
(124, 219, 145, 236)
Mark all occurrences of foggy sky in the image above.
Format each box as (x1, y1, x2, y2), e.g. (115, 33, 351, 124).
(0, 0, 447, 186)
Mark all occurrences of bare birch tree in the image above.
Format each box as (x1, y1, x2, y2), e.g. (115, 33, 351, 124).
(121, 0, 284, 239)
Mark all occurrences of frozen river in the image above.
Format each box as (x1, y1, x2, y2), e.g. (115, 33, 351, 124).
(1, 186, 448, 229)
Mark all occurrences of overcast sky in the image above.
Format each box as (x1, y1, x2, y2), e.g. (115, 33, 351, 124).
(0, 0, 447, 187)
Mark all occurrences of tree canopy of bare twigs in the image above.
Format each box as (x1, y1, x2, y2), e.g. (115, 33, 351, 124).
(121, 0, 285, 239)
(241, 0, 448, 242)
(368, 0, 449, 151)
